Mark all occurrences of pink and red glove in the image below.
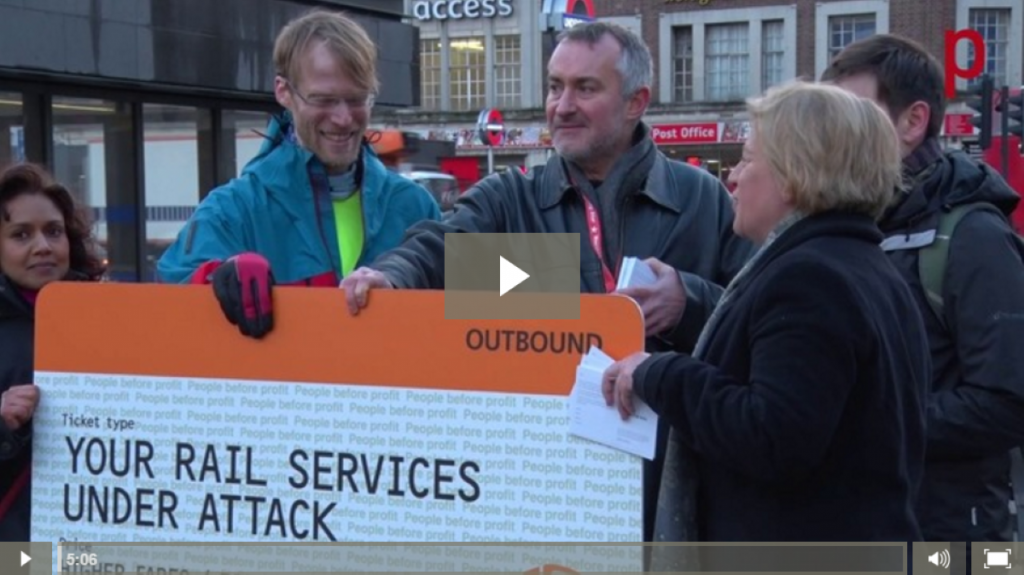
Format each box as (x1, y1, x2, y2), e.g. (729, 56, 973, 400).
(208, 253, 275, 339)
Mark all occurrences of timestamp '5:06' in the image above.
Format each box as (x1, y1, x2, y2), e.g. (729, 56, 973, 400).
(66, 553, 100, 566)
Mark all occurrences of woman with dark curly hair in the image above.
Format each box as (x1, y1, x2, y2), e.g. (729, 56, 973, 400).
(0, 162, 105, 541)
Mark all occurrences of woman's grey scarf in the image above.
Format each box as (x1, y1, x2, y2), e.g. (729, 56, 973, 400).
(648, 210, 806, 571)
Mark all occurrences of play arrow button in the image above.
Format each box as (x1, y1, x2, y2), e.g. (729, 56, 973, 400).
(498, 256, 529, 296)
(20, 551, 30, 567)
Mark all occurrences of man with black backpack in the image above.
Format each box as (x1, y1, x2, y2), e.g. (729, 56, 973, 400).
(824, 34, 1024, 564)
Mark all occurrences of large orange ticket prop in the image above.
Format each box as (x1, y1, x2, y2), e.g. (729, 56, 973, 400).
(32, 284, 645, 572)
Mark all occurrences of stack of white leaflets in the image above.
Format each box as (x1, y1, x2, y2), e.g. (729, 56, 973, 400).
(616, 256, 658, 290)
(567, 346, 659, 460)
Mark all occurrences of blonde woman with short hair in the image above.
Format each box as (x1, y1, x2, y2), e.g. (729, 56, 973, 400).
(602, 81, 931, 549)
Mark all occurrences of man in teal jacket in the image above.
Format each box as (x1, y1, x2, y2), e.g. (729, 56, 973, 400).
(158, 10, 439, 338)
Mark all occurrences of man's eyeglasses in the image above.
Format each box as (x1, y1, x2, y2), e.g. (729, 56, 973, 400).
(283, 79, 375, 111)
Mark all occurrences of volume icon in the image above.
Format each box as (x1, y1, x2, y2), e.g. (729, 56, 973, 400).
(929, 549, 951, 569)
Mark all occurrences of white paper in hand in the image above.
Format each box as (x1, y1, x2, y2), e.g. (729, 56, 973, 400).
(580, 345, 614, 369)
(568, 346, 659, 460)
(616, 256, 658, 291)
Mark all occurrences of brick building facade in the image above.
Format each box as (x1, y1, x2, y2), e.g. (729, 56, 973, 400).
(379, 0, 1023, 182)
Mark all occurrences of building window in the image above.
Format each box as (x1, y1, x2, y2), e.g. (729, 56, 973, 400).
(494, 35, 521, 108)
(222, 110, 270, 178)
(51, 97, 138, 281)
(0, 93, 24, 165)
(954, 0, 1021, 93)
(705, 23, 749, 102)
(420, 39, 442, 111)
(672, 26, 694, 103)
(449, 37, 486, 112)
(659, 7, 796, 105)
(762, 20, 785, 90)
(143, 104, 201, 282)
(968, 8, 1011, 88)
(814, 1, 889, 78)
(828, 14, 876, 60)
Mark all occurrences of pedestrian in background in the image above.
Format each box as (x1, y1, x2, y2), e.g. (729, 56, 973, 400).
(825, 36, 1024, 561)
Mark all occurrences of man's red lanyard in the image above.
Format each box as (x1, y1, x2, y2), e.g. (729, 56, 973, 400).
(581, 194, 617, 293)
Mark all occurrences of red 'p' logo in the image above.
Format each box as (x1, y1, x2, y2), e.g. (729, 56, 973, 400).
(944, 28, 986, 98)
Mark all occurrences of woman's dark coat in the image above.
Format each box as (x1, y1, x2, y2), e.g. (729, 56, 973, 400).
(635, 211, 931, 544)
(0, 274, 35, 541)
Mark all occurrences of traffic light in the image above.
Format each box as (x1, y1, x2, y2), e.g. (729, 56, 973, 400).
(966, 75, 994, 150)
(996, 91, 1023, 139)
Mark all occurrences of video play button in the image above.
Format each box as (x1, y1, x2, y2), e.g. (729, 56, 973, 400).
(20, 551, 29, 567)
(499, 256, 530, 296)
(443, 232, 581, 319)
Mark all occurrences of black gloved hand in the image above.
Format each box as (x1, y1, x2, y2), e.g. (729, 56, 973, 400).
(211, 253, 275, 339)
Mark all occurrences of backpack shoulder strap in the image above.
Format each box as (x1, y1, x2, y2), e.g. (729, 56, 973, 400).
(1012, 447, 1024, 541)
(918, 203, 1003, 330)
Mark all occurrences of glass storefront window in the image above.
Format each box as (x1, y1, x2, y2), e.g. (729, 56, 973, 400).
(51, 97, 136, 282)
(143, 104, 201, 282)
(47, 100, 270, 283)
(0, 92, 25, 167)
(224, 109, 271, 177)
